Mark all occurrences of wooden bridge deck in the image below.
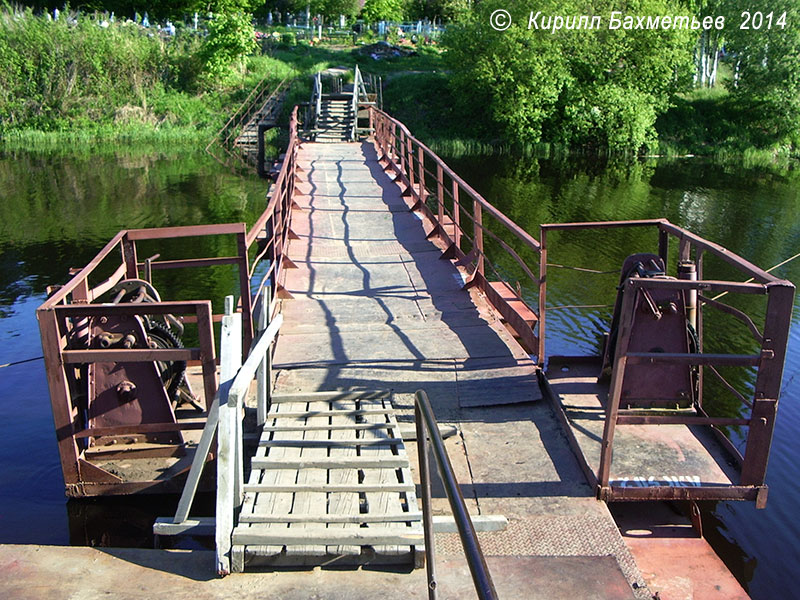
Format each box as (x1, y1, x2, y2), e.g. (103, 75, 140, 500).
(262, 141, 648, 596)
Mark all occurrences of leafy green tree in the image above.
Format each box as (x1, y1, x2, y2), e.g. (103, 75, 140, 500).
(362, 0, 406, 23)
(196, 11, 256, 89)
(721, 0, 800, 146)
(443, 0, 695, 152)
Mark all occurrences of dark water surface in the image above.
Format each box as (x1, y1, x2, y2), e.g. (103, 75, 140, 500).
(0, 148, 798, 598)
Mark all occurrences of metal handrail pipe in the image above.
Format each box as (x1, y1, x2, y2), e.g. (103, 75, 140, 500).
(414, 390, 497, 600)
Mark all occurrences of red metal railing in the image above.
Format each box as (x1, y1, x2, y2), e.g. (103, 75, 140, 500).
(370, 105, 794, 505)
(370, 107, 541, 354)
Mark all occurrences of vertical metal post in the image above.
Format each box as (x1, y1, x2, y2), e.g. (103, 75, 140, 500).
(407, 136, 415, 194)
(537, 227, 547, 366)
(196, 301, 218, 412)
(256, 285, 272, 427)
(37, 308, 81, 488)
(658, 227, 669, 267)
(415, 403, 437, 600)
(473, 199, 484, 276)
(236, 229, 254, 354)
(452, 180, 461, 249)
(696, 249, 705, 408)
(741, 282, 794, 488)
(598, 278, 638, 488)
(418, 146, 426, 201)
(436, 164, 444, 227)
(121, 233, 138, 279)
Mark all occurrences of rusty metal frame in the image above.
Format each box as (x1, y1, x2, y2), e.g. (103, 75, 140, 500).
(370, 107, 540, 354)
(35, 105, 299, 498)
(538, 220, 795, 506)
(37, 223, 259, 496)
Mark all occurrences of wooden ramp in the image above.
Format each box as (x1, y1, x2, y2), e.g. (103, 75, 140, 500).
(232, 391, 424, 569)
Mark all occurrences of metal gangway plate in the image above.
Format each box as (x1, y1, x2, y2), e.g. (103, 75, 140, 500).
(231, 391, 424, 569)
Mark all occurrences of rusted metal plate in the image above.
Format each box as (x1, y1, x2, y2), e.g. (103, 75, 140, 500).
(86, 315, 180, 446)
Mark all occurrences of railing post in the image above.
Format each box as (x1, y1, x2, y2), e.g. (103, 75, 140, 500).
(399, 129, 406, 178)
(473, 199, 484, 276)
(598, 279, 638, 489)
(256, 285, 273, 427)
(216, 296, 242, 576)
(121, 233, 138, 279)
(436, 164, 444, 227)
(418, 146, 426, 202)
(452, 180, 461, 249)
(537, 227, 547, 365)
(407, 136, 415, 193)
(237, 229, 254, 353)
(741, 282, 794, 490)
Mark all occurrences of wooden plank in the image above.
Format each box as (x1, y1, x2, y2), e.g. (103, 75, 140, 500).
(252, 456, 407, 469)
(286, 400, 330, 558)
(244, 483, 415, 493)
(240, 512, 423, 524)
(232, 529, 424, 546)
(265, 408, 393, 419)
(262, 422, 397, 432)
(249, 400, 307, 559)
(363, 396, 407, 557)
(260, 439, 403, 448)
(327, 399, 360, 557)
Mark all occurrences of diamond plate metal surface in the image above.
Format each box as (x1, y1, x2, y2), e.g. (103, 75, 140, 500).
(435, 516, 650, 599)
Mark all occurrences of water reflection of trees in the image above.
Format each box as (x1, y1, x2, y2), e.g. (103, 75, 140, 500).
(0, 149, 266, 309)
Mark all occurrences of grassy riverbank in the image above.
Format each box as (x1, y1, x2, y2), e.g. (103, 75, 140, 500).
(2, 7, 795, 164)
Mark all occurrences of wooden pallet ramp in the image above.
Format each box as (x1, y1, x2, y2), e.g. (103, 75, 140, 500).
(232, 391, 424, 569)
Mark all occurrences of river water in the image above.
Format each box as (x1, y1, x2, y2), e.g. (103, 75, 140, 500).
(0, 147, 797, 597)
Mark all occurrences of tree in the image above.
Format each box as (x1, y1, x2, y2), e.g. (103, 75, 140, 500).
(362, 0, 406, 23)
(443, 0, 695, 152)
(196, 11, 256, 89)
(721, 0, 800, 146)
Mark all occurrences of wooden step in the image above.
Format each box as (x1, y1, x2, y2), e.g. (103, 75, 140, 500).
(251, 456, 408, 469)
(232, 527, 423, 547)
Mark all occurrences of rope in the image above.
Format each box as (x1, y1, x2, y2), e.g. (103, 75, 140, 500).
(0, 356, 44, 369)
(546, 263, 619, 275)
(711, 250, 800, 300)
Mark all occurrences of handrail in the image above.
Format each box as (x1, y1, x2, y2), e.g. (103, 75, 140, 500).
(207, 73, 272, 154)
(312, 71, 322, 130)
(351, 65, 361, 141)
(414, 390, 498, 600)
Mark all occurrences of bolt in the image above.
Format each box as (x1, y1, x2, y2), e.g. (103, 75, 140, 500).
(99, 316, 108, 324)
(116, 380, 137, 403)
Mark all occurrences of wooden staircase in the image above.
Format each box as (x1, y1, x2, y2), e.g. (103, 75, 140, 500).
(313, 97, 354, 143)
(230, 391, 424, 570)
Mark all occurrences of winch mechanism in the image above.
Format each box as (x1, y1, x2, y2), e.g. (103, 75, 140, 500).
(68, 279, 198, 448)
(601, 254, 699, 409)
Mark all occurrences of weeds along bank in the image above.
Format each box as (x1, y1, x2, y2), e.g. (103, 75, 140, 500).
(0, 8, 295, 144)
